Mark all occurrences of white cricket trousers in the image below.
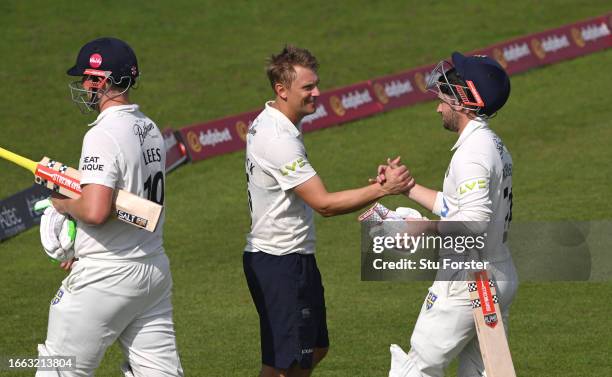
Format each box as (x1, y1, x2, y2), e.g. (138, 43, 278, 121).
(389, 258, 518, 377)
(36, 253, 184, 377)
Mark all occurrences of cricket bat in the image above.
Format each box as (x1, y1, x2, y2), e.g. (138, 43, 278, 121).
(468, 270, 517, 377)
(0, 146, 162, 232)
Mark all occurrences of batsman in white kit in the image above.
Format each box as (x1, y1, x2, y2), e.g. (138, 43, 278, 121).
(35, 37, 183, 376)
(380, 52, 518, 377)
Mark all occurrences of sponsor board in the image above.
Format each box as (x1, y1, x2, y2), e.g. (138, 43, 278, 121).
(372, 68, 437, 111)
(162, 129, 189, 173)
(303, 82, 383, 133)
(0, 185, 49, 242)
(476, 13, 611, 74)
(178, 111, 260, 162)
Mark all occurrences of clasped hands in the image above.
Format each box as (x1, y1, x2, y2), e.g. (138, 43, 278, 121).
(369, 156, 415, 195)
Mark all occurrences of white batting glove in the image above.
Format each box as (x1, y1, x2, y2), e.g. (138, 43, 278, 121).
(358, 202, 403, 223)
(395, 207, 425, 220)
(358, 203, 406, 239)
(38, 201, 76, 262)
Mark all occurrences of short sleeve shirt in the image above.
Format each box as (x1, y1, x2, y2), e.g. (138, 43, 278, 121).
(244, 102, 317, 255)
(432, 119, 514, 262)
(76, 104, 166, 260)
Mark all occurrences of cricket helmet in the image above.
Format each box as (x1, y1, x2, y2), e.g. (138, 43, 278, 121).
(427, 52, 511, 117)
(67, 37, 139, 86)
(67, 37, 138, 112)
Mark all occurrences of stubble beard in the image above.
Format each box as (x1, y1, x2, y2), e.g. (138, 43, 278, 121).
(442, 110, 460, 132)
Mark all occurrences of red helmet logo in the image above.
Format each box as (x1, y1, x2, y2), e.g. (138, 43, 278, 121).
(89, 53, 103, 68)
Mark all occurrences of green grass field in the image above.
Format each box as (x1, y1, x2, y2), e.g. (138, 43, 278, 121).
(1, 1, 611, 376)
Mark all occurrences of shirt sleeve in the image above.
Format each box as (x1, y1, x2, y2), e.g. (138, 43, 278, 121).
(259, 136, 317, 191)
(78, 128, 120, 189)
(433, 155, 493, 225)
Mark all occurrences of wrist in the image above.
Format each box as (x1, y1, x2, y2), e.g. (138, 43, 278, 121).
(372, 182, 388, 199)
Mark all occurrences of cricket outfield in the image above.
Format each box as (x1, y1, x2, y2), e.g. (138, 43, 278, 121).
(0, 1, 611, 376)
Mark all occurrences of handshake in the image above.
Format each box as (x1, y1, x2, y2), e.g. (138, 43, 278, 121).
(368, 156, 415, 196)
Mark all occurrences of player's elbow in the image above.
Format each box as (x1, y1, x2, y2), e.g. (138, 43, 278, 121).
(316, 206, 335, 217)
(310, 199, 337, 217)
(82, 208, 111, 225)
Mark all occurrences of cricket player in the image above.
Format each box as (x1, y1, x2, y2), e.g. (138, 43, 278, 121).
(36, 37, 183, 377)
(244, 45, 414, 377)
(384, 52, 518, 377)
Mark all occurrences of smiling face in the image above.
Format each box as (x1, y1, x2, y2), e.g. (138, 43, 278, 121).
(275, 65, 320, 123)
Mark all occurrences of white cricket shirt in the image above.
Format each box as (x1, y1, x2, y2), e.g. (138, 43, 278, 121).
(75, 104, 166, 260)
(244, 102, 317, 256)
(432, 118, 513, 262)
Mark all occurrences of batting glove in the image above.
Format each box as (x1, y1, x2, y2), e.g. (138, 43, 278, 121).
(38, 200, 76, 262)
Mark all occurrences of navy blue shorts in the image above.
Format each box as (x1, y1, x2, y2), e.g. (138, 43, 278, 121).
(243, 252, 329, 369)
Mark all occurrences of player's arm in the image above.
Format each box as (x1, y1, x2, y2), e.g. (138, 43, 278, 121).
(294, 165, 413, 217)
(404, 184, 438, 212)
(51, 184, 113, 225)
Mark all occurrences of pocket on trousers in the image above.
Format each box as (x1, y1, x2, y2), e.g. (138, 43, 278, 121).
(62, 263, 85, 293)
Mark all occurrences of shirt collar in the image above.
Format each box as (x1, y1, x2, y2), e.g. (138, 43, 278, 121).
(451, 117, 488, 151)
(264, 101, 302, 136)
(88, 104, 139, 127)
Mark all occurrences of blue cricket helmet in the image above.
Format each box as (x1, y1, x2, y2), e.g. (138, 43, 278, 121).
(451, 52, 511, 116)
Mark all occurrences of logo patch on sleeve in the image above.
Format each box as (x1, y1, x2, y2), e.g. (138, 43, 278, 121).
(81, 156, 104, 171)
(280, 157, 307, 176)
(458, 179, 487, 195)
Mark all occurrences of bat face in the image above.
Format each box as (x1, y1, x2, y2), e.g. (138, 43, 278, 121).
(469, 270, 517, 377)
